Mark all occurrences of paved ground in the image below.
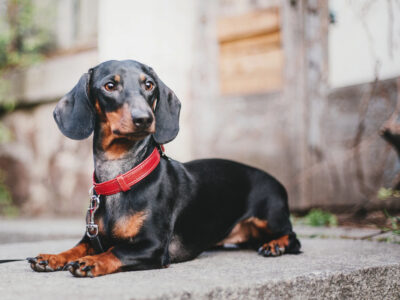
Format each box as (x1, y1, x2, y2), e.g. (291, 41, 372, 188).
(295, 224, 400, 243)
(0, 218, 84, 243)
(0, 219, 399, 299)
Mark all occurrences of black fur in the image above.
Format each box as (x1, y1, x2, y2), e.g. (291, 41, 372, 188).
(147, 67, 181, 144)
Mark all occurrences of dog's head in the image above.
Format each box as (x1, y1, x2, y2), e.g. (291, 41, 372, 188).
(53, 60, 181, 144)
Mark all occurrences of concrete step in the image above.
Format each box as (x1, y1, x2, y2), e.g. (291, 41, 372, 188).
(0, 218, 84, 244)
(0, 237, 399, 299)
(2, 218, 400, 243)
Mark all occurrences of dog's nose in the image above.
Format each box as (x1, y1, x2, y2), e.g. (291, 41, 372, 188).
(132, 110, 153, 129)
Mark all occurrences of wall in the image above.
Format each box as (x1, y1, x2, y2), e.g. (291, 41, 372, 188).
(98, 0, 198, 161)
(0, 51, 98, 216)
(190, 0, 400, 211)
(0, 0, 99, 216)
(189, 0, 305, 209)
(306, 78, 399, 211)
(329, 0, 400, 88)
(0, 103, 93, 215)
(95, 0, 400, 211)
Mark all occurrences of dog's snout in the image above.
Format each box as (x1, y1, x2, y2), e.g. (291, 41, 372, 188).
(131, 109, 153, 129)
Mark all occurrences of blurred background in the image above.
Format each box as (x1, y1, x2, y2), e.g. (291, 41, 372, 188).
(0, 0, 399, 227)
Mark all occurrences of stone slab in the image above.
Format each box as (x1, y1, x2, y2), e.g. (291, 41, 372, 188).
(0, 238, 399, 299)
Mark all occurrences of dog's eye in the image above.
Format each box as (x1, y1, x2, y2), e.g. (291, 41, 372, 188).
(104, 82, 117, 91)
(144, 81, 154, 91)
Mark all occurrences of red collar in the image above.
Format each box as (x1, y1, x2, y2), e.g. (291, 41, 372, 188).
(93, 147, 161, 196)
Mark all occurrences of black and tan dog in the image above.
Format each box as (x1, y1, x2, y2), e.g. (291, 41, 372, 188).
(27, 60, 300, 277)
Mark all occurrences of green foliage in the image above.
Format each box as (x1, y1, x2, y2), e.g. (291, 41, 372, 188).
(378, 189, 400, 237)
(0, 0, 54, 106)
(0, 123, 11, 144)
(0, 0, 53, 70)
(303, 209, 338, 227)
(383, 210, 400, 236)
(377, 187, 400, 200)
(0, 173, 18, 217)
(0, 123, 16, 217)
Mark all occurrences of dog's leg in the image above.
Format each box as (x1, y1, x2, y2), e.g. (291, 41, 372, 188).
(253, 213, 301, 257)
(218, 216, 300, 256)
(250, 211, 300, 257)
(244, 176, 301, 257)
(65, 241, 167, 277)
(28, 239, 95, 272)
(64, 247, 121, 277)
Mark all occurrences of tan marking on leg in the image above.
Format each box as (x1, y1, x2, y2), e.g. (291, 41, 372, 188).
(73, 248, 122, 277)
(249, 217, 268, 229)
(260, 235, 289, 256)
(272, 235, 289, 248)
(217, 217, 270, 245)
(33, 242, 94, 271)
(112, 211, 148, 239)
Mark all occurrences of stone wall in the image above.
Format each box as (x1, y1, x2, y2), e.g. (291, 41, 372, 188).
(300, 79, 399, 211)
(0, 103, 92, 216)
(0, 50, 98, 216)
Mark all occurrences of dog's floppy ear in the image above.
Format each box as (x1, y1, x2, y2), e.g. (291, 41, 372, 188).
(149, 68, 181, 144)
(53, 73, 95, 140)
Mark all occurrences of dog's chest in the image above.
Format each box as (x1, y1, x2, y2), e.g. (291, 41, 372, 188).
(95, 209, 148, 241)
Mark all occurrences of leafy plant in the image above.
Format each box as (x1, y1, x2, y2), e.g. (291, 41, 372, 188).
(303, 209, 338, 227)
(377, 187, 400, 200)
(0, 171, 18, 216)
(0, 123, 16, 216)
(0, 0, 54, 106)
(0, 0, 53, 70)
(383, 210, 400, 236)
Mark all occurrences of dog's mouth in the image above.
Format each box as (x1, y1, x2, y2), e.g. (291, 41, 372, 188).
(112, 129, 154, 140)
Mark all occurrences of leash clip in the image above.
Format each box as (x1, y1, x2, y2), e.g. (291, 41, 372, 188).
(86, 187, 100, 238)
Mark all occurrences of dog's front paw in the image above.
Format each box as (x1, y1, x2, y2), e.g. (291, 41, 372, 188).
(27, 254, 68, 272)
(65, 251, 121, 278)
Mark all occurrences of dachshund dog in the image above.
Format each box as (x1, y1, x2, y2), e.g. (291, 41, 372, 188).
(27, 60, 300, 277)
